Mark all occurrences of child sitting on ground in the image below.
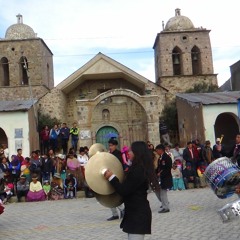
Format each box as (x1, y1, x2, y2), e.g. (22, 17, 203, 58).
(66, 180, 74, 199)
(3, 178, 14, 203)
(43, 180, 51, 200)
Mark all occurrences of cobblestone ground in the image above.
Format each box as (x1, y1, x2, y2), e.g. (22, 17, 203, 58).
(1, 188, 240, 240)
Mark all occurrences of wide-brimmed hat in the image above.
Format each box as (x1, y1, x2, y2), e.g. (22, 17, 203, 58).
(53, 173, 61, 178)
(56, 154, 65, 159)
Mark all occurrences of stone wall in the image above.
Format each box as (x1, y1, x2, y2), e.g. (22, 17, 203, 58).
(0, 85, 49, 101)
(38, 88, 67, 122)
(160, 75, 218, 94)
(0, 38, 54, 89)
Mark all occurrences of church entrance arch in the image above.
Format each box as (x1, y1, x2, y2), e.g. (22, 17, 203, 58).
(0, 127, 8, 148)
(92, 92, 148, 148)
(214, 113, 240, 152)
(96, 126, 119, 149)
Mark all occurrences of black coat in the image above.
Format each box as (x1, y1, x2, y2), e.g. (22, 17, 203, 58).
(157, 152, 173, 189)
(111, 149, 125, 169)
(183, 148, 195, 163)
(41, 158, 53, 173)
(110, 164, 151, 234)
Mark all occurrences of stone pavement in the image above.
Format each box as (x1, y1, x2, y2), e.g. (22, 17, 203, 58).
(1, 188, 240, 240)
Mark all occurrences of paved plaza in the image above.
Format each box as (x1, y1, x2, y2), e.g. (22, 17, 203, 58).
(1, 188, 240, 240)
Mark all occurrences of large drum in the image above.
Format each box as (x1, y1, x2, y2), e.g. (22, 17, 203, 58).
(204, 157, 240, 199)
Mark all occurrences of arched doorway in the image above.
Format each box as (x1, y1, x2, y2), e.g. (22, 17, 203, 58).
(96, 126, 119, 149)
(214, 113, 239, 152)
(92, 94, 148, 149)
(0, 128, 8, 147)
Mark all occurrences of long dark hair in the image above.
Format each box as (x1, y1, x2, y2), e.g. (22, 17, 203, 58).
(131, 141, 160, 191)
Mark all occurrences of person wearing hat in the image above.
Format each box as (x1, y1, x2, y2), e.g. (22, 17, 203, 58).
(55, 154, 67, 182)
(43, 180, 51, 200)
(16, 175, 29, 202)
(20, 157, 31, 182)
(26, 174, 45, 202)
(49, 173, 64, 200)
(66, 150, 81, 190)
(212, 138, 226, 159)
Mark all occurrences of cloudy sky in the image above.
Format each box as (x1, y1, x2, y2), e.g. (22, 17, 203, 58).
(0, 0, 239, 87)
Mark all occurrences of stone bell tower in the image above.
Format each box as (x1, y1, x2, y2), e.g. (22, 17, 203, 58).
(0, 14, 54, 101)
(153, 8, 218, 93)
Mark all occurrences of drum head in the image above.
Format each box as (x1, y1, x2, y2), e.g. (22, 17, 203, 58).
(204, 157, 240, 199)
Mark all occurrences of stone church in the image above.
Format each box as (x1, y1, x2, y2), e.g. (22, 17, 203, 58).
(0, 9, 218, 155)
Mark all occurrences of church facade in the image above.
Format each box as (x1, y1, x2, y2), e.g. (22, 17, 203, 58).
(0, 9, 218, 155)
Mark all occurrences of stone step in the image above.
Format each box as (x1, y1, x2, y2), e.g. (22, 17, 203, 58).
(8, 190, 88, 203)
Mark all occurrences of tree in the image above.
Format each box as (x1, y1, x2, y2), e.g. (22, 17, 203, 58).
(38, 111, 60, 132)
(185, 82, 219, 93)
(161, 83, 219, 142)
(161, 99, 178, 132)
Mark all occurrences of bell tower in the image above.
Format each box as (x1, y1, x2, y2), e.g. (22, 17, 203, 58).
(153, 9, 218, 93)
(0, 14, 54, 101)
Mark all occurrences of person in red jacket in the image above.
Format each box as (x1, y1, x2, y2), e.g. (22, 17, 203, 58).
(40, 126, 50, 155)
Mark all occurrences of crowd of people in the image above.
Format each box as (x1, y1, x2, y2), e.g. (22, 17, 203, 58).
(149, 135, 240, 193)
(0, 144, 93, 204)
(1, 131, 240, 239)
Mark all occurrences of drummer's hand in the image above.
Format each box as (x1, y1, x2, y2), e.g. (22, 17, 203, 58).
(104, 169, 113, 180)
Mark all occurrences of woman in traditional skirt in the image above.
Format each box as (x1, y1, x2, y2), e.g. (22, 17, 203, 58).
(49, 173, 64, 200)
(66, 150, 82, 190)
(26, 174, 46, 202)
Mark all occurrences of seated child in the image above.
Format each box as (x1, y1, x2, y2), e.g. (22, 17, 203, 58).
(66, 180, 74, 199)
(197, 162, 207, 188)
(3, 178, 14, 203)
(26, 174, 46, 202)
(43, 180, 51, 200)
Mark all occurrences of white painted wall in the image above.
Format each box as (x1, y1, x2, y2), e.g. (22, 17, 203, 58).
(0, 111, 30, 158)
(202, 104, 238, 144)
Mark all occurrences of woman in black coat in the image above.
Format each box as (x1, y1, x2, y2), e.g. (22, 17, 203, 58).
(104, 141, 159, 240)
